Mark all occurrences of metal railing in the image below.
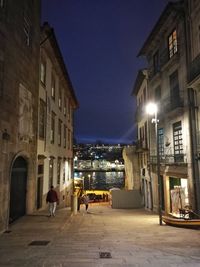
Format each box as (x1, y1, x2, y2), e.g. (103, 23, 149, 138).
(150, 146, 187, 164)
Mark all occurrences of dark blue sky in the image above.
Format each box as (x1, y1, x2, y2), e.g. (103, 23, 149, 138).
(42, 0, 168, 144)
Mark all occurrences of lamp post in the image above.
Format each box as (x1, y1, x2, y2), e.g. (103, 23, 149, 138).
(82, 176, 85, 191)
(146, 103, 162, 225)
(88, 174, 91, 190)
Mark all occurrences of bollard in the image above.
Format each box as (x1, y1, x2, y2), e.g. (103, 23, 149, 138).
(71, 193, 77, 215)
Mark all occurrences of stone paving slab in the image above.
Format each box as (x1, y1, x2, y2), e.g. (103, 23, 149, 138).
(0, 204, 200, 266)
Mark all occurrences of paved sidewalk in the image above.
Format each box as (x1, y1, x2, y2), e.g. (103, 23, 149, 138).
(0, 203, 200, 267)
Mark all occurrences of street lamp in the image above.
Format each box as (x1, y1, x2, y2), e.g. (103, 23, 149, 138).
(146, 103, 162, 225)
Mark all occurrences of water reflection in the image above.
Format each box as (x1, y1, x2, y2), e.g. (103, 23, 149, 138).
(74, 171, 125, 190)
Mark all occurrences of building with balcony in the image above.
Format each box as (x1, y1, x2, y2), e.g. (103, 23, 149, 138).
(137, 1, 193, 216)
(37, 23, 78, 210)
(132, 69, 153, 210)
(186, 0, 200, 213)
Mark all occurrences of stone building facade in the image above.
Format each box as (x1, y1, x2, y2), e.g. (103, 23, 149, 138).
(136, 1, 194, 216)
(0, 2, 78, 233)
(186, 0, 200, 213)
(37, 23, 78, 210)
(0, 0, 41, 231)
(132, 69, 153, 210)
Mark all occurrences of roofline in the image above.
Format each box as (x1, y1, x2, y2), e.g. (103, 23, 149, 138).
(137, 1, 184, 57)
(132, 69, 147, 96)
(41, 22, 79, 109)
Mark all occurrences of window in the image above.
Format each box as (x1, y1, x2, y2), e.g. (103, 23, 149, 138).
(153, 50, 160, 74)
(158, 128, 164, 158)
(40, 60, 46, 85)
(63, 97, 66, 116)
(39, 99, 46, 139)
(67, 99, 71, 121)
(23, 16, 30, 46)
(173, 121, 183, 162)
(63, 162, 66, 184)
(37, 162, 44, 209)
(58, 119, 62, 146)
(168, 29, 178, 58)
(50, 112, 55, 144)
(169, 70, 180, 109)
(63, 125, 66, 148)
(68, 129, 71, 149)
(58, 89, 62, 110)
(38, 164, 44, 175)
(57, 158, 61, 185)
(51, 74, 55, 100)
(49, 158, 54, 188)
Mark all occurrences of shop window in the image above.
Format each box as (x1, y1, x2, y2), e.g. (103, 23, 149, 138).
(170, 177, 189, 216)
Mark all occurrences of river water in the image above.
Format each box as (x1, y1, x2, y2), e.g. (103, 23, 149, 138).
(74, 171, 125, 190)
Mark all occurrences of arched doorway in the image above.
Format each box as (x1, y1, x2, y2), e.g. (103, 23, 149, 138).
(9, 157, 28, 223)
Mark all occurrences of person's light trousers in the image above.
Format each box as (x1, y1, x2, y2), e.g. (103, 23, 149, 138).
(49, 202, 57, 216)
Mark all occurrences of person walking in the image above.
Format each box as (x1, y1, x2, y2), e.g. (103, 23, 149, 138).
(46, 185, 59, 217)
(82, 193, 89, 212)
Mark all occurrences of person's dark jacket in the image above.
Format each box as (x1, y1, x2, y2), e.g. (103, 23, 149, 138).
(46, 189, 59, 203)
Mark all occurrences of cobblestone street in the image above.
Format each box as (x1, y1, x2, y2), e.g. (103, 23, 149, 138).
(0, 204, 200, 267)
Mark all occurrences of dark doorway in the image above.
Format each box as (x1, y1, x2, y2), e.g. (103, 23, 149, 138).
(37, 177, 43, 209)
(9, 157, 27, 223)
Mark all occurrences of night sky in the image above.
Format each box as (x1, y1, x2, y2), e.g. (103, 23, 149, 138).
(41, 0, 168, 144)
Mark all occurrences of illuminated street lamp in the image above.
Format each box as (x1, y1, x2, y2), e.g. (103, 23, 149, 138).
(146, 103, 162, 225)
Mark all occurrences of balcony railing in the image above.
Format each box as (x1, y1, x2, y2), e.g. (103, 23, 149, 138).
(189, 54, 200, 82)
(150, 146, 187, 165)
